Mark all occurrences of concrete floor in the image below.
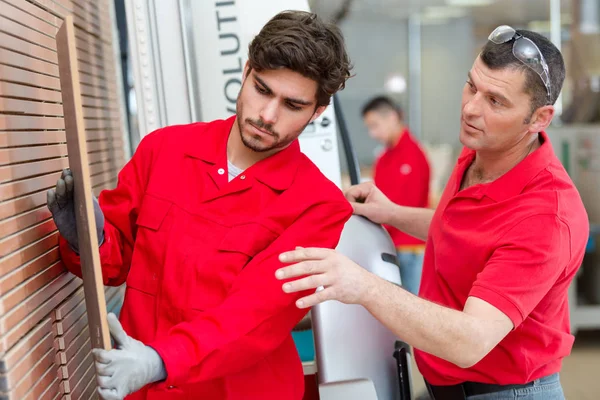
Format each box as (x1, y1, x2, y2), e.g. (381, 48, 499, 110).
(410, 330, 600, 400)
(561, 330, 600, 400)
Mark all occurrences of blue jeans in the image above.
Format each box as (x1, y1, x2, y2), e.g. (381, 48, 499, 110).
(466, 374, 564, 399)
(397, 250, 424, 295)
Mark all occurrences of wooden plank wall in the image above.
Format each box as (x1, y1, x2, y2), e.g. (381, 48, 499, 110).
(0, 0, 127, 398)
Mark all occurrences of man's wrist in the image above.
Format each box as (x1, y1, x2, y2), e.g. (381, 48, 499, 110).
(147, 346, 167, 383)
(358, 270, 382, 307)
(386, 203, 403, 227)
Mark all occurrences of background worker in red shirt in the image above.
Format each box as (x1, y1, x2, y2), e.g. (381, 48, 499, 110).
(46, 11, 353, 400)
(276, 26, 588, 400)
(362, 96, 430, 294)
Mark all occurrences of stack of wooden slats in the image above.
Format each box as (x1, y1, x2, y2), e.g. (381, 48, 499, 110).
(53, 286, 124, 400)
(0, 0, 127, 398)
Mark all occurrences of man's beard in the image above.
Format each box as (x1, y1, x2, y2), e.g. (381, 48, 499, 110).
(236, 113, 313, 153)
(238, 117, 281, 153)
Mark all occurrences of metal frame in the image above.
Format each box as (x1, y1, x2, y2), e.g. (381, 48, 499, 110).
(178, 0, 202, 122)
(124, 0, 193, 137)
(108, 0, 132, 159)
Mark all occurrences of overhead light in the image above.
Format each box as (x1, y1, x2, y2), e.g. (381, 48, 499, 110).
(446, 0, 494, 6)
(422, 6, 468, 20)
(384, 74, 407, 93)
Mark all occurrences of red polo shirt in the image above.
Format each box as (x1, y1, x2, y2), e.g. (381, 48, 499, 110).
(415, 131, 588, 385)
(59, 116, 352, 399)
(373, 129, 430, 247)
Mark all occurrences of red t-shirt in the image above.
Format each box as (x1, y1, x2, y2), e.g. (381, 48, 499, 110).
(415, 131, 588, 385)
(373, 129, 430, 247)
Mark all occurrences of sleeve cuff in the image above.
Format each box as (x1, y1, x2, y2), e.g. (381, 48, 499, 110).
(469, 284, 524, 328)
(58, 230, 118, 285)
(149, 335, 194, 387)
(59, 235, 81, 263)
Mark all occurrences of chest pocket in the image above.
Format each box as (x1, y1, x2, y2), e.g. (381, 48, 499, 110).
(188, 222, 279, 310)
(128, 194, 173, 295)
(136, 195, 172, 232)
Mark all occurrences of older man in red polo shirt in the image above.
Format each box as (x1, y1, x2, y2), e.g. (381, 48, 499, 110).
(362, 96, 430, 294)
(276, 26, 587, 400)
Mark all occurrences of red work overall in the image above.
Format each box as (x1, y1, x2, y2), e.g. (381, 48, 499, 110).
(60, 117, 352, 399)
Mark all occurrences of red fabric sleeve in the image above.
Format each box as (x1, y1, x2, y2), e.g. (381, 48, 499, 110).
(469, 214, 570, 328)
(59, 130, 165, 286)
(149, 201, 352, 386)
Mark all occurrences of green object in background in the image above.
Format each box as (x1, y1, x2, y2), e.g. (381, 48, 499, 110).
(292, 329, 315, 362)
(561, 140, 570, 175)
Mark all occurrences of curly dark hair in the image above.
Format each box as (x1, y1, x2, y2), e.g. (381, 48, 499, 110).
(248, 10, 353, 107)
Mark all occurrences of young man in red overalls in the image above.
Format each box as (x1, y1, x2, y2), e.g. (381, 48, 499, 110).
(48, 11, 353, 400)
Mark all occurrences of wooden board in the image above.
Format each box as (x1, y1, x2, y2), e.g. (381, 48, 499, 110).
(0, 249, 60, 297)
(52, 287, 84, 321)
(59, 350, 93, 395)
(21, 361, 59, 400)
(55, 15, 110, 350)
(55, 326, 89, 367)
(0, 347, 55, 400)
(58, 336, 91, 382)
(60, 358, 94, 398)
(81, 376, 98, 400)
(70, 362, 96, 399)
(54, 306, 88, 352)
(0, 233, 59, 277)
(0, 272, 78, 354)
(37, 377, 61, 400)
(0, 318, 52, 374)
(0, 220, 57, 260)
(0, 207, 52, 238)
(0, 80, 61, 102)
(0, 332, 53, 391)
(0, 262, 65, 314)
(0, 274, 81, 353)
(0, 159, 67, 184)
(0, 270, 72, 335)
(53, 296, 86, 336)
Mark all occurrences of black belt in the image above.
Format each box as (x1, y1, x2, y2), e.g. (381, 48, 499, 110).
(425, 380, 534, 400)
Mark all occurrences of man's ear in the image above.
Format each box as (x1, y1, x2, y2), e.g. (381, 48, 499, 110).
(527, 105, 555, 133)
(310, 105, 328, 123)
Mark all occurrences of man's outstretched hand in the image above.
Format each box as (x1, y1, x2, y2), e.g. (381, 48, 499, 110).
(344, 182, 396, 225)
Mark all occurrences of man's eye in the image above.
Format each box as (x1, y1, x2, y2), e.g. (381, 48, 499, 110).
(287, 102, 301, 111)
(255, 85, 267, 94)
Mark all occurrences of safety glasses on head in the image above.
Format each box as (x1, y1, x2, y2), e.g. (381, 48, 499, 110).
(488, 25, 551, 99)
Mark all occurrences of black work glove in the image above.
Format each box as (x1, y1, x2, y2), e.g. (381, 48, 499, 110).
(47, 168, 105, 252)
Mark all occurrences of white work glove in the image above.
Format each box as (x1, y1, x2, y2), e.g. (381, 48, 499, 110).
(93, 313, 167, 400)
